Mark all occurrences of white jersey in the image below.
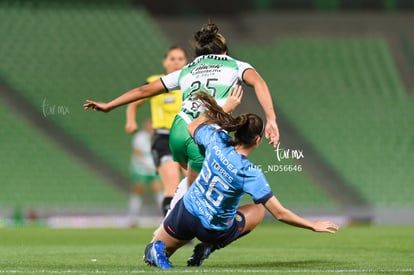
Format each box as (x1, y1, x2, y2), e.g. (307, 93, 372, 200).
(161, 54, 254, 121)
(130, 130, 156, 175)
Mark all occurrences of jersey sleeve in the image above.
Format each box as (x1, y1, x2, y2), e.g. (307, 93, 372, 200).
(236, 60, 254, 81)
(242, 165, 273, 204)
(160, 70, 181, 91)
(193, 124, 216, 148)
(194, 123, 230, 149)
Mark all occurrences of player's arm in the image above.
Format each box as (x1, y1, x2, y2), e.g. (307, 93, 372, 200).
(125, 99, 146, 134)
(263, 196, 339, 233)
(242, 69, 279, 147)
(188, 85, 243, 137)
(84, 79, 166, 112)
(187, 114, 208, 138)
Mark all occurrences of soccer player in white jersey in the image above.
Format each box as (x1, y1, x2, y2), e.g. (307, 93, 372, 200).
(84, 22, 279, 188)
(128, 119, 162, 226)
(142, 88, 339, 269)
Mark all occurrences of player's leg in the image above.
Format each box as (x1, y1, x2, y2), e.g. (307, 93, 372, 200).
(237, 203, 266, 233)
(186, 136, 205, 185)
(169, 115, 205, 185)
(151, 132, 181, 215)
(152, 222, 189, 256)
(144, 221, 184, 269)
(165, 177, 188, 217)
(150, 177, 185, 240)
(186, 166, 199, 189)
(128, 174, 147, 227)
(149, 176, 163, 208)
(169, 116, 190, 169)
(187, 205, 265, 267)
(144, 198, 194, 268)
(161, 137, 204, 218)
(157, 160, 181, 215)
(165, 135, 203, 216)
(151, 176, 188, 241)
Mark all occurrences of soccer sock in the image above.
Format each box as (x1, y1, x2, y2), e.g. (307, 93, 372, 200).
(164, 177, 188, 217)
(128, 194, 143, 225)
(155, 191, 164, 209)
(212, 230, 252, 251)
(129, 194, 143, 215)
(171, 177, 188, 207)
(161, 197, 173, 216)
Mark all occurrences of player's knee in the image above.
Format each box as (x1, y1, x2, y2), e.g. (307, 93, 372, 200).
(249, 204, 266, 225)
(257, 204, 266, 220)
(133, 185, 145, 194)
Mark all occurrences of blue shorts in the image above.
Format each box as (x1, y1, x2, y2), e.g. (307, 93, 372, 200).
(163, 198, 246, 247)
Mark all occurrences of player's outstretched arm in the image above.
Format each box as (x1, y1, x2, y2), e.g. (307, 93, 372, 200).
(242, 69, 280, 147)
(84, 80, 165, 113)
(264, 196, 339, 234)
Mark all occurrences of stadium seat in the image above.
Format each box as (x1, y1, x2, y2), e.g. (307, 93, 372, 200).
(234, 37, 414, 207)
(0, 1, 168, 209)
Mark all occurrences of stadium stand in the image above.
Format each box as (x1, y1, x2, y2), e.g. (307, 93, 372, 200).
(0, 1, 168, 210)
(0, 95, 127, 209)
(234, 37, 414, 207)
(0, 1, 338, 211)
(0, 1, 168, 176)
(2, 1, 412, 213)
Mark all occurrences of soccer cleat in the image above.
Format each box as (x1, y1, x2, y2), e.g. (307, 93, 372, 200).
(143, 240, 172, 269)
(187, 243, 213, 267)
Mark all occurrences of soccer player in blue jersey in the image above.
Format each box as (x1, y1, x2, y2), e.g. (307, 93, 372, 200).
(143, 87, 339, 269)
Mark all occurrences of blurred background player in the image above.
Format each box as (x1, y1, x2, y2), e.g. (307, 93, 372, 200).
(128, 118, 163, 226)
(125, 46, 188, 216)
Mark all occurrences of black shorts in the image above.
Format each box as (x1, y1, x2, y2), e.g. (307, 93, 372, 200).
(151, 132, 172, 168)
(163, 198, 246, 247)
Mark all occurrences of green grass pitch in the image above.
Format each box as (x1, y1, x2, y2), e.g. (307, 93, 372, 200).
(0, 224, 413, 274)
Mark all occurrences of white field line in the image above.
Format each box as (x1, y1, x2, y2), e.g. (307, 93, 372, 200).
(0, 269, 413, 274)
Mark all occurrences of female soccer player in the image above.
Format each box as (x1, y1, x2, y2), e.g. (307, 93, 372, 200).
(84, 22, 279, 187)
(125, 46, 187, 215)
(142, 88, 339, 269)
(128, 118, 162, 226)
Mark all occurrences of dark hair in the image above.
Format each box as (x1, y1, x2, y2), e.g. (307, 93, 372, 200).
(164, 46, 187, 59)
(194, 92, 264, 148)
(193, 23, 228, 57)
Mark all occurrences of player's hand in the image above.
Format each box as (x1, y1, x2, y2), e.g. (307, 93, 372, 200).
(222, 85, 243, 113)
(125, 120, 138, 134)
(83, 100, 111, 112)
(311, 221, 339, 234)
(265, 120, 280, 148)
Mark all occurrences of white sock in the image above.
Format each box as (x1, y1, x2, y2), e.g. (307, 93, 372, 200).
(165, 177, 188, 217)
(128, 194, 142, 225)
(154, 191, 164, 209)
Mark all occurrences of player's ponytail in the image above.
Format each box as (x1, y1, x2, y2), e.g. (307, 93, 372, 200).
(194, 92, 264, 148)
(193, 22, 228, 56)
